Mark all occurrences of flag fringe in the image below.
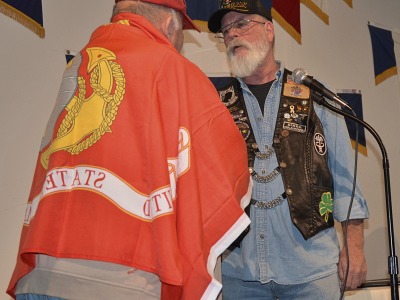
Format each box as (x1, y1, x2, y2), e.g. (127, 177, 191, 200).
(351, 140, 368, 156)
(301, 0, 329, 25)
(193, 20, 210, 33)
(0, 1, 45, 38)
(343, 0, 353, 8)
(375, 66, 398, 85)
(272, 8, 302, 44)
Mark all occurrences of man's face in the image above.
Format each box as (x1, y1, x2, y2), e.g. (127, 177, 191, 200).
(221, 12, 272, 78)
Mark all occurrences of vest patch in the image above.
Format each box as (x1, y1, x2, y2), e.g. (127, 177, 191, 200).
(319, 192, 334, 222)
(283, 82, 310, 99)
(314, 133, 327, 155)
(236, 121, 251, 139)
(283, 121, 306, 133)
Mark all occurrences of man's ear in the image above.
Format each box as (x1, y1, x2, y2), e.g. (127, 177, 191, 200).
(161, 15, 174, 39)
(265, 21, 275, 40)
(265, 21, 273, 33)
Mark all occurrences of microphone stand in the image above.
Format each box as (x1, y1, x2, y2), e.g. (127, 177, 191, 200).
(312, 94, 399, 300)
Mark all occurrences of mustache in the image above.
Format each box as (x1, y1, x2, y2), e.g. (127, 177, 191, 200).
(226, 39, 251, 54)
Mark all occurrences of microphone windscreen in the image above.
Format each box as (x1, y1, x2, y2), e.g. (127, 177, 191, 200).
(292, 68, 308, 85)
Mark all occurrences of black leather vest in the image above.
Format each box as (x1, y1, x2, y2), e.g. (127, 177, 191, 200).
(273, 70, 334, 239)
(218, 70, 334, 240)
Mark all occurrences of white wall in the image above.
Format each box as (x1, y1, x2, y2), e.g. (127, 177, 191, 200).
(1, 0, 399, 299)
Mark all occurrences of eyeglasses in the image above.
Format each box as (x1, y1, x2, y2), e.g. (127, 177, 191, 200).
(215, 18, 266, 40)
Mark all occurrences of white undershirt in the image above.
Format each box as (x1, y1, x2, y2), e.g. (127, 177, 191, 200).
(16, 254, 161, 300)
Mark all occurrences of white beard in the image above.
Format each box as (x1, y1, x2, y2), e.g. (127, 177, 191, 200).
(226, 35, 270, 78)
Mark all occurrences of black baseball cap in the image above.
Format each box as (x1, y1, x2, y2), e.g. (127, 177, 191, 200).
(208, 0, 272, 33)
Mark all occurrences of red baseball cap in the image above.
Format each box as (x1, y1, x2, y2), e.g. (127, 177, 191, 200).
(115, 0, 200, 32)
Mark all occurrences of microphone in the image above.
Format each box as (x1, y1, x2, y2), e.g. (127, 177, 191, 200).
(292, 68, 352, 110)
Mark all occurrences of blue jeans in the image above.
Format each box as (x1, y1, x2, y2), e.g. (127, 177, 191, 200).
(16, 295, 65, 300)
(222, 272, 341, 300)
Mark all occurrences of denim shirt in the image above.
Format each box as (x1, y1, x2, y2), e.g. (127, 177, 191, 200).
(221, 62, 369, 284)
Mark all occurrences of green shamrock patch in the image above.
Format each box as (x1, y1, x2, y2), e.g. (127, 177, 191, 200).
(319, 192, 333, 222)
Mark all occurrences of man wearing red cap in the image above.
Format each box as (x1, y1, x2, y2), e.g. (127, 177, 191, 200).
(6, 1, 252, 299)
(207, 0, 369, 299)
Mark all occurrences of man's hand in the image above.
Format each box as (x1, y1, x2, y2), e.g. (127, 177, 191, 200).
(338, 219, 367, 290)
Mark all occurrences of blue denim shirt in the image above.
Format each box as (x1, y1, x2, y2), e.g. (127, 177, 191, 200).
(222, 62, 369, 284)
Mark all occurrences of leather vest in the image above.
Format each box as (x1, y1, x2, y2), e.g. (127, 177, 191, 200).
(218, 70, 334, 240)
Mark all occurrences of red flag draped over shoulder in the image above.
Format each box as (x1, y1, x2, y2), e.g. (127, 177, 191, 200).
(7, 13, 251, 300)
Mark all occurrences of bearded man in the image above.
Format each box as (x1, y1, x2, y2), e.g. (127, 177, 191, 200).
(207, 0, 369, 299)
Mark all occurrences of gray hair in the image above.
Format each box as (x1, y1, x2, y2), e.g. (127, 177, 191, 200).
(112, 1, 182, 32)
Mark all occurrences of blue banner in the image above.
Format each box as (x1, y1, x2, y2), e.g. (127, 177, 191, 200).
(186, 0, 219, 22)
(368, 23, 397, 85)
(337, 90, 367, 156)
(0, 0, 44, 37)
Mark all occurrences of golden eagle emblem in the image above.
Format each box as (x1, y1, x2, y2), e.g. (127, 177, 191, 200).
(40, 47, 126, 169)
